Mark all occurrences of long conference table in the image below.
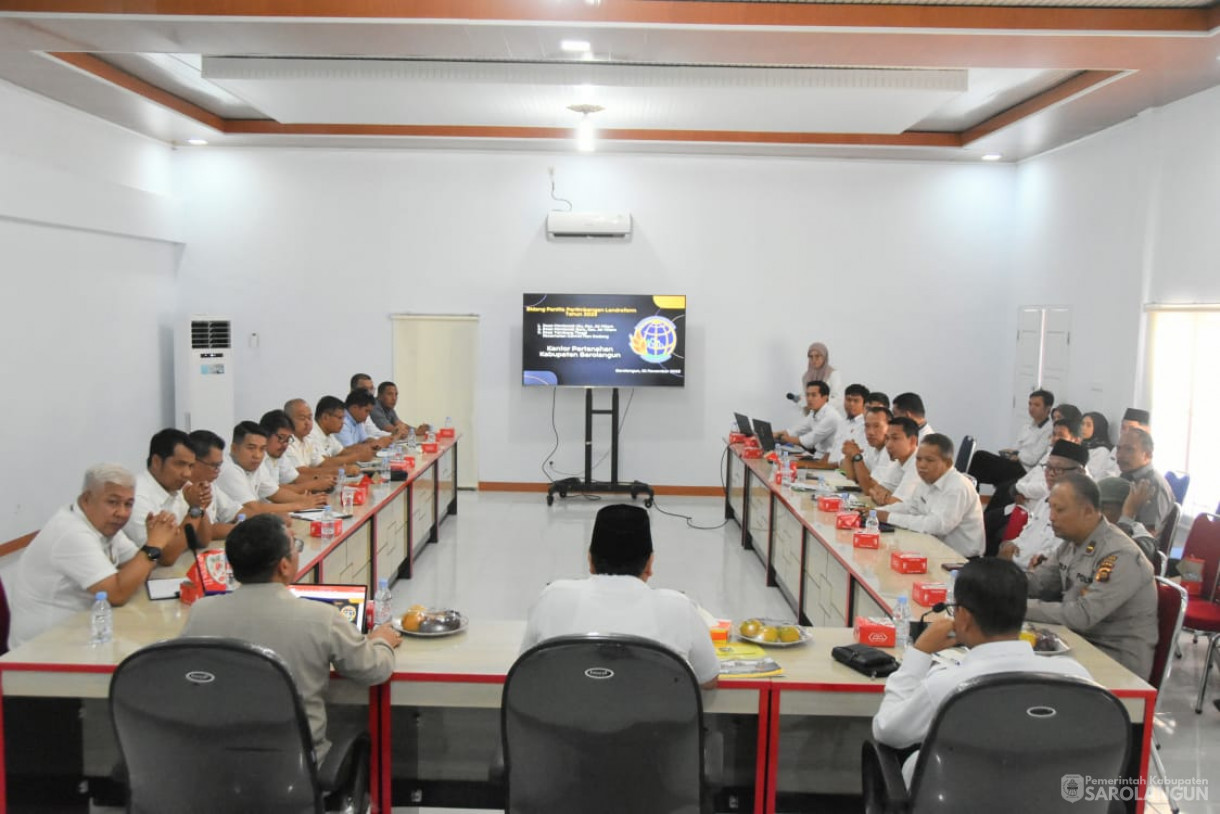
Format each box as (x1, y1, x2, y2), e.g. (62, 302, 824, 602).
(0, 438, 1156, 813)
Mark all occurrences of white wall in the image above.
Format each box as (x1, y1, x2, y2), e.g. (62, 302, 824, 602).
(173, 149, 1016, 487)
(1008, 82, 1220, 430)
(0, 81, 180, 539)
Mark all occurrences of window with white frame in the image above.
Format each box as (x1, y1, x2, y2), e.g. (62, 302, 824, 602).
(1147, 308, 1220, 519)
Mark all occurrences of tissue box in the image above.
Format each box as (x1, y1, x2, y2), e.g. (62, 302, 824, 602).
(422, 442, 439, 454)
(912, 582, 948, 607)
(438, 427, 456, 439)
(890, 551, 928, 574)
(742, 446, 764, 459)
(310, 518, 344, 538)
(729, 432, 748, 445)
(854, 616, 896, 648)
(390, 457, 416, 472)
(853, 530, 881, 549)
(817, 495, 843, 512)
(836, 511, 861, 530)
(773, 463, 798, 485)
(180, 549, 233, 605)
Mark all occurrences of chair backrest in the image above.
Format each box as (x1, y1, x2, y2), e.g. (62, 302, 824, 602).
(908, 672, 1130, 812)
(0, 576, 9, 656)
(110, 637, 321, 814)
(1181, 514, 1220, 602)
(1165, 471, 1190, 505)
(1150, 577, 1188, 695)
(1155, 502, 1182, 556)
(954, 435, 976, 473)
(502, 634, 705, 814)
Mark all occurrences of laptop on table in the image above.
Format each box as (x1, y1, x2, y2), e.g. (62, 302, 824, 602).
(733, 412, 755, 436)
(753, 419, 811, 457)
(288, 584, 370, 633)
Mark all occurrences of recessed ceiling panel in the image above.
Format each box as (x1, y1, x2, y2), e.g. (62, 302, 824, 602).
(203, 58, 968, 133)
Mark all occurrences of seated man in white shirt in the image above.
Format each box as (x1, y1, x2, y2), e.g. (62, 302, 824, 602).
(812, 383, 869, 469)
(336, 389, 390, 449)
(307, 396, 381, 466)
(7, 464, 185, 649)
(891, 392, 933, 440)
(187, 430, 242, 540)
(350, 373, 394, 440)
(841, 406, 891, 492)
(129, 428, 211, 550)
(968, 389, 1054, 487)
(998, 440, 1091, 570)
(216, 421, 327, 517)
(775, 380, 844, 465)
(520, 504, 720, 688)
(260, 409, 336, 492)
(872, 557, 1091, 784)
(868, 417, 921, 506)
(876, 434, 985, 557)
(284, 398, 359, 477)
(983, 416, 1082, 553)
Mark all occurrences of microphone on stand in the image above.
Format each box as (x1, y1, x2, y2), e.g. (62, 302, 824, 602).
(184, 523, 200, 553)
(785, 392, 800, 404)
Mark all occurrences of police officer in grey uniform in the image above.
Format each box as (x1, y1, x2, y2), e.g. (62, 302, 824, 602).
(1025, 472, 1158, 681)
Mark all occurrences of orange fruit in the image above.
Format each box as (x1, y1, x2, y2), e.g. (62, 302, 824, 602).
(779, 626, 801, 643)
(400, 610, 424, 632)
(760, 626, 779, 643)
(739, 619, 762, 638)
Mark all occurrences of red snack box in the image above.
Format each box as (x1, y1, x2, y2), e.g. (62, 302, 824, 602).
(422, 442, 439, 454)
(351, 486, 367, 506)
(836, 511, 860, 530)
(890, 551, 928, 574)
(773, 462, 797, 485)
(744, 437, 761, 449)
(729, 432, 748, 445)
(817, 495, 843, 512)
(180, 549, 233, 605)
(310, 518, 344, 538)
(854, 616, 896, 648)
(912, 582, 948, 607)
(438, 427, 456, 439)
(853, 530, 881, 549)
(390, 456, 416, 472)
(708, 620, 732, 643)
(742, 446, 763, 459)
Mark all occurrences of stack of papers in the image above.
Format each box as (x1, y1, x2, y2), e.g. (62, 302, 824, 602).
(716, 642, 783, 677)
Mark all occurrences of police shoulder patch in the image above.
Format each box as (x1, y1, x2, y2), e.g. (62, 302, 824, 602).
(1095, 553, 1119, 583)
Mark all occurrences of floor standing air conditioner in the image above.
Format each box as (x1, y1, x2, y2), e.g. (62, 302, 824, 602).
(176, 316, 235, 434)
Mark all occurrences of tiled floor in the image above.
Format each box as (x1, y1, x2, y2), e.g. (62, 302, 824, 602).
(392, 492, 1220, 814)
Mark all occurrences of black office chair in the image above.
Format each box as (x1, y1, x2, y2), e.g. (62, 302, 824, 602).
(502, 634, 709, 814)
(109, 637, 369, 814)
(954, 435, 976, 473)
(862, 672, 1131, 813)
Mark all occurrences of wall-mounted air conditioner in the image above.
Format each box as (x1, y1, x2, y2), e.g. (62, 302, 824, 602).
(546, 211, 632, 240)
(175, 316, 235, 434)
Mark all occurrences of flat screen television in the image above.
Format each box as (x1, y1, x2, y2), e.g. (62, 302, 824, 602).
(522, 293, 686, 387)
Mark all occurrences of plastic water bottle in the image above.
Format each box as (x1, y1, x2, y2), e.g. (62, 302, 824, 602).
(90, 592, 113, 646)
(406, 427, 417, 449)
(894, 595, 911, 650)
(335, 467, 346, 491)
(374, 578, 393, 626)
(321, 505, 336, 544)
(379, 455, 391, 483)
(444, 416, 453, 432)
(780, 449, 792, 487)
(946, 570, 957, 608)
(865, 510, 880, 534)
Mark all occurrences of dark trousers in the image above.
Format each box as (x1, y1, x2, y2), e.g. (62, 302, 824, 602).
(969, 450, 1027, 487)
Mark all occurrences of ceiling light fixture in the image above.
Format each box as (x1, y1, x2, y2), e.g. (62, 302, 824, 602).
(981, 153, 1003, 161)
(561, 39, 591, 53)
(186, 138, 209, 146)
(568, 103, 604, 152)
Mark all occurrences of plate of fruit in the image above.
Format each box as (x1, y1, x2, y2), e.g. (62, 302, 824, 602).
(736, 618, 810, 647)
(394, 606, 468, 637)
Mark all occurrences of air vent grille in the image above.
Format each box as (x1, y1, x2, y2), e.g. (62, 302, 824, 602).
(191, 320, 231, 350)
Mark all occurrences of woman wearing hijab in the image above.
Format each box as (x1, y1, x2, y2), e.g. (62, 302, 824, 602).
(802, 342, 843, 408)
(1082, 411, 1119, 479)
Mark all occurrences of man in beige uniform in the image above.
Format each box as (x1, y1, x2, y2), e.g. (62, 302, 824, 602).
(181, 514, 402, 760)
(1025, 473, 1157, 680)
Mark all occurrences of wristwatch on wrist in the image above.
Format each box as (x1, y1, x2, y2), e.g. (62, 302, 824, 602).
(187, 506, 204, 519)
(141, 545, 163, 563)
(852, 454, 864, 463)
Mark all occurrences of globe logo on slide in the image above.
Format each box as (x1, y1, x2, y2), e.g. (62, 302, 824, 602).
(630, 316, 678, 363)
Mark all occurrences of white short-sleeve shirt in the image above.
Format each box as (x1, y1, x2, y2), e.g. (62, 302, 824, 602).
(216, 457, 278, 507)
(127, 469, 188, 545)
(520, 575, 720, 685)
(8, 503, 140, 649)
(284, 435, 324, 470)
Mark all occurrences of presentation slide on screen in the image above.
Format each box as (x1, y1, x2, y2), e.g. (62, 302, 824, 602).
(522, 293, 686, 387)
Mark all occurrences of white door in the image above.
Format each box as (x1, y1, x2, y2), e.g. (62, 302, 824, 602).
(391, 315, 478, 489)
(1011, 306, 1072, 436)
(1011, 308, 1044, 435)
